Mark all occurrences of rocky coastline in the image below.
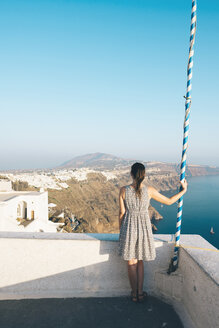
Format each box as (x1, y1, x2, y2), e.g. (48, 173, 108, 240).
(48, 171, 177, 234)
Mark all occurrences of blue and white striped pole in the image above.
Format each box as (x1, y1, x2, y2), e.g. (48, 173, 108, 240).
(168, 0, 197, 274)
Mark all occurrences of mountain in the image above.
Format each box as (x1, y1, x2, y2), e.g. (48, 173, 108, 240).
(58, 152, 219, 176)
(58, 152, 136, 169)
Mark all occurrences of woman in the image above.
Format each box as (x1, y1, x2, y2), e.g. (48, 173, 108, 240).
(118, 162, 187, 303)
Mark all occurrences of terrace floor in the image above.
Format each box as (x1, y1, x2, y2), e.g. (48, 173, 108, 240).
(0, 296, 183, 328)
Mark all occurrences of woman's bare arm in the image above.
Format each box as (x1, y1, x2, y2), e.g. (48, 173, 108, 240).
(119, 187, 126, 229)
(147, 180, 188, 205)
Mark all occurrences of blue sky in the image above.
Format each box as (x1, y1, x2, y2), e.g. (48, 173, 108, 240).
(0, 0, 219, 169)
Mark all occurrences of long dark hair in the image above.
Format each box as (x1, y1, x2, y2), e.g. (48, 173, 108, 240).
(131, 162, 145, 198)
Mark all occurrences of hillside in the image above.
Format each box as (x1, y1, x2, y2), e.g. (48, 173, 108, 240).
(59, 152, 134, 169)
(48, 170, 179, 233)
(187, 165, 219, 176)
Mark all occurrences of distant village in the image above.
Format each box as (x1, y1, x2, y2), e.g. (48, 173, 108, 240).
(0, 168, 118, 190)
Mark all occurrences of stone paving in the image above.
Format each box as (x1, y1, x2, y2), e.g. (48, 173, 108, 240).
(0, 296, 183, 328)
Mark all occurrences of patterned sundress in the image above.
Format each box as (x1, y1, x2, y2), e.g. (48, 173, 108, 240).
(118, 184, 156, 261)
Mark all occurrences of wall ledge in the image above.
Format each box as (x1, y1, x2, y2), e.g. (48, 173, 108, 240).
(0, 231, 218, 284)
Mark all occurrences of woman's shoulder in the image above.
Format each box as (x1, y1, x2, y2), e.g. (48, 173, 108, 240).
(120, 185, 130, 190)
(119, 185, 131, 194)
(119, 185, 127, 193)
(145, 185, 157, 198)
(142, 184, 148, 194)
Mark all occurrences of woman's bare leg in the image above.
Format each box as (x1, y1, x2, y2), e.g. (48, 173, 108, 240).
(137, 260, 144, 294)
(127, 258, 138, 296)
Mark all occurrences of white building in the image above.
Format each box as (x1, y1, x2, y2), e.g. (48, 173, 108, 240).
(0, 180, 12, 192)
(0, 180, 61, 233)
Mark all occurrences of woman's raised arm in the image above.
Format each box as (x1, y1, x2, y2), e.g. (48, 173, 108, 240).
(147, 180, 188, 205)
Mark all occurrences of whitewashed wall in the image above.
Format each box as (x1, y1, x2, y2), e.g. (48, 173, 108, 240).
(0, 232, 218, 328)
(0, 180, 12, 192)
(0, 192, 55, 232)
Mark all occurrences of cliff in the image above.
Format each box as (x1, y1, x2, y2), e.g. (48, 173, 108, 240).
(48, 171, 172, 234)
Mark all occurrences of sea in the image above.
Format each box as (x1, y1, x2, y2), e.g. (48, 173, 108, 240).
(151, 175, 219, 250)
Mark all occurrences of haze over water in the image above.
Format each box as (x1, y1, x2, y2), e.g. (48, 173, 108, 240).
(151, 175, 219, 249)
